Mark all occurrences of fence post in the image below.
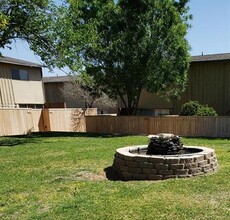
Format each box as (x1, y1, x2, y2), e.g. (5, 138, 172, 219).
(42, 109, 51, 132)
(146, 117, 150, 134)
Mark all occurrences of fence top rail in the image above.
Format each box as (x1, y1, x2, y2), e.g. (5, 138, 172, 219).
(0, 108, 43, 111)
(85, 115, 230, 119)
(44, 108, 97, 111)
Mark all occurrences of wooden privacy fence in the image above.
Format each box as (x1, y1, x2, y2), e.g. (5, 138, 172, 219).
(85, 116, 230, 138)
(0, 108, 44, 136)
(0, 108, 97, 136)
(1, 109, 230, 137)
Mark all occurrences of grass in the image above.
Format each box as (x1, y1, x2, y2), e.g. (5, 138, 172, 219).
(0, 132, 229, 220)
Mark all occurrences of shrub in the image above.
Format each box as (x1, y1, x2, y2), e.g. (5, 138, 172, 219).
(196, 105, 218, 116)
(180, 101, 200, 116)
(180, 101, 218, 116)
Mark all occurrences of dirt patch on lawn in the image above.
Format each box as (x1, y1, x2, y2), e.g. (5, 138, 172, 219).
(50, 170, 106, 183)
(75, 171, 106, 181)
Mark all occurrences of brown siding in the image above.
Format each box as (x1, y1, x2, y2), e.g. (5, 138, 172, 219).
(138, 90, 172, 109)
(118, 90, 172, 110)
(43, 81, 88, 108)
(44, 82, 65, 104)
(0, 63, 15, 106)
(0, 63, 44, 106)
(173, 60, 230, 116)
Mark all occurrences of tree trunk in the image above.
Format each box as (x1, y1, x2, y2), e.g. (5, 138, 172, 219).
(118, 90, 141, 115)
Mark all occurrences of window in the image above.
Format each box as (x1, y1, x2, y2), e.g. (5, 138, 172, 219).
(11, 69, 29, 80)
(11, 69, 20, 80)
(19, 104, 44, 109)
(155, 109, 170, 116)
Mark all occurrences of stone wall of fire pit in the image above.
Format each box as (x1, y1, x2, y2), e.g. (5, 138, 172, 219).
(113, 145, 218, 181)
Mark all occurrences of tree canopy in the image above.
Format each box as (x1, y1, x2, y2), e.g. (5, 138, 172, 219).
(52, 0, 191, 115)
(1, 0, 192, 115)
(0, 0, 57, 60)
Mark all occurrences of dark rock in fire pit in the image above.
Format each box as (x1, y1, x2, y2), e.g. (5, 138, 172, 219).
(147, 133, 185, 155)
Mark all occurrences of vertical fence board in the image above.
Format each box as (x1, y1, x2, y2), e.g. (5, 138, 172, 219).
(0, 108, 97, 136)
(0, 109, 230, 137)
(85, 115, 230, 137)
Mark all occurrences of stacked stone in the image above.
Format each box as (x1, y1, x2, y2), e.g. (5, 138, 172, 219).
(147, 133, 184, 155)
(113, 145, 218, 181)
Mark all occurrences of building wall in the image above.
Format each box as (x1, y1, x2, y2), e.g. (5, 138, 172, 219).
(117, 89, 172, 115)
(43, 81, 117, 114)
(0, 63, 45, 107)
(173, 60, 230, 116)
(44, 82, 65, 104)
(12, 80, 45, 104)
(44, 82, 86, 108)
(0, 63, 15, 107)
(138, 90, 172, 109)
(117, 60, 230, 116)
(44, 60, 230, 116)
(65, 97, 85, 108)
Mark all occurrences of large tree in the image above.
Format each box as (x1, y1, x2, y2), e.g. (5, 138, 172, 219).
(1, 0, 191, 115)
(55, 0, 191, 115)
(0, 0, 59, 63)
(0, 0, 87, 70)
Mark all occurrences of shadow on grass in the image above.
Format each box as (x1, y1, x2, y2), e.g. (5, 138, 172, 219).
(8, 132, 230, 140)
(0, 136, 41, 147)
(104, 166, 121, 181)
(7, 132, 133, 139)
(182, 136, 230, 140)
(37, 132, 135, 138)
(0, 132, 133, 147)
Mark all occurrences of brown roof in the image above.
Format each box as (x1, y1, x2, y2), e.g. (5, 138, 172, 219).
(191, 53, 230, 62)
(42, 76, 72, 83)
(1, 53, 229, 69)
(0, 56, 43, 67)
(43, 53, 230, 83)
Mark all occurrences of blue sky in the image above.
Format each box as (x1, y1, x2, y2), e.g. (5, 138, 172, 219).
(187, 0, 230, 55)
(0, 0, 230, 76)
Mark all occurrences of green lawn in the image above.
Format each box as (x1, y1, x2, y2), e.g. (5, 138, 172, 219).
(0, 133, 229, 220)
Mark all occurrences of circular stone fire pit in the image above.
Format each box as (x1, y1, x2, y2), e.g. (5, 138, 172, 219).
(113, 136, 218, 181)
